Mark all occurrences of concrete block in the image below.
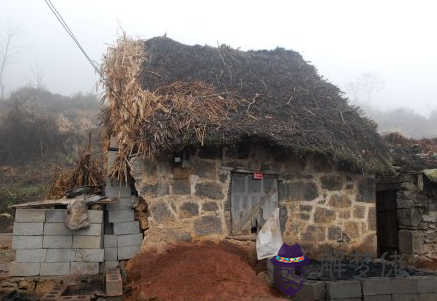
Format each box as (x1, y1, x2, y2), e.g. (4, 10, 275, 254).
(105, 248, 117, 261)
(419, 294, 437, 301)
(70, 262, 99, 275)
(9, 261, 40, 276)
(13, 222, 44, 235)
(40, 262, 70, 276)
(46, 249, 76, 262)
(43, 235, 72, 248)
(117, 233, 143, 247)
(12, 235, 42, 249)
(105, 261, 119, 269)
(88, 210, 104, 223)
(44, 223, 71, 235)
(105, 185, 131, 198)
(108, 210, 135, 223)
(73, 224, 103, 236)
(117, 245, 140, 260)
(15, 249, 46, 262)
(40, 284, 69, 301)
(45, 209, 66, 222)
(292, 280, 325, 300)
(15, 209, 45, 222)
(417, 276, 437, 293)
(362, 278, 418, 295)
(363, 296, 392, 301)
(72, 235, 102, 248)
(104, 235, 117, 248)
(76, 249, 104, 262)
(327, 280, 362, 299)
(113, 221, 140, 235)
(106, 197, 133, 211)
(106, 268, 123, 296)
(392, 294, 419, 301)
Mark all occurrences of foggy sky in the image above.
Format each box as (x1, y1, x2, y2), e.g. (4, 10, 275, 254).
(1, 0, 436, 116)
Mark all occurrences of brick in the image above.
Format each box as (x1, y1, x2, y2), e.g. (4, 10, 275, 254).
(45, 209, 67, 222)
(327, 280, 362, 299)
(15, 249, 46, 262)
(72, 236, 102, 248)
(104, 235, 117, 247)
(113, 221, 140, 235)
(106, 268, 123, 296)
(15, 209, 45, 222)
(363, 296, 392, 301)
(73, 224, 103, 236)
(9, 261, 40, 276)
(362, 278, 418, 295)
(419, 294, 437, 301)
(117, 245, 140, 260)
(117, 233, 143, 247)
(13, 222, 44, 235)
(105, 248, 117, 260)
(46, 249, 76, 262)
(70, 262, 99, 275)
(106, 197, 133, 211)
(12, 235, 42, 249)
(108, 210, 135, 223)
(417, 276, 437, 293)
(292, 280, 325, 300)
(43, 235, 73, 248)
(40, 262, 70, 276)
(105, 185, 131, 198)
(88, 210, 104, 223)
(44, 223, 71, 235)
(76, 249, 104, 262)
(392, 294, 419, 301)
(105, 261, 119, 269)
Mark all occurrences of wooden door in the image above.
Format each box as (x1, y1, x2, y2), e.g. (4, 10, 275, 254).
(376, 190, 399, 257)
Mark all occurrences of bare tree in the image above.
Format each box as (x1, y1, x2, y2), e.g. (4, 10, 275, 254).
(0, 26, 20, 99)
(30, 64, 46, 92)
(345, 72, 384, 105)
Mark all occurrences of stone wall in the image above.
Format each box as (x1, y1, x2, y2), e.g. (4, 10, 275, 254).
(132, 144, 376, 257)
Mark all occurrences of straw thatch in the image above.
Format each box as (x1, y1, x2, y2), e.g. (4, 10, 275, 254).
(101, 35, 391, 178)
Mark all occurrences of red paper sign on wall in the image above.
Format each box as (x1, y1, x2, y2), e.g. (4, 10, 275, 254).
(253, 171, 264, 179)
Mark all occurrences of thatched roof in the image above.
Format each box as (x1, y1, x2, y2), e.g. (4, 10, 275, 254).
(101, 35, 391, 177)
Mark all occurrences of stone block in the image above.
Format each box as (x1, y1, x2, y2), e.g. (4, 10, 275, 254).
(301, 225, 325, 241)
(357, 177, 376, 203)
(203, 202, 219, 211)
(113, 221, 140, 235)
(399, 230, 424, 254)
(353, 206, 366, 218)
(417, 276, 437, 293)
(105, 260, 119, 269)
(368, 206, 376, 231)
(180, 202, 199, 218)
(362, 278, 418, 295)
(328, 226, 342, 240)
(328, 194, 352, 208)
(398, 209, 422, 227)
(108, 210, 135, 223)
(172, 180, 191, 195)
(105, 185, 131, 198)
(327, 280, 361, 299)
(300, 205, 312, 212)
(13, 222, 44, 235)
(106, 197, 133, 211)
(70, 262, 99, 275)
(15, 209, 46, 222)
(44, 223, 71, 235)
(46, 249, 76, 262)
(292, 280, 325, 300)
(140, 182, 169, 196)
(88, 210, 104, 223)
(288, 182, 319, 201)
(194, 216, 223, 236)
(344, 221, 360, 239)
(43, 235, 73, 248)
(191, 159, 217, 179)
(74, 224, 103, 236)
(104, 235, 117, 248)
(76, 249, 104, 262)
(363, 296, 392, 301)
(12, 235, 42, 249)
(15, 249, 46, 262)
(279, 205, 287, 233)
(40, 262, 70, 276)
(106, 268, 123, 296)
(45, 209, 67, 222)
(392, 294, 419, 301)
(9, 261, 40, 276)
(150, 202, 175, 224)
(314, 207, 336, 224)
(118, 245, 140, 260)
(117, 233, 143, 247)
(195, 182, 224, 199)
(321, 176, 343, 190)
(419, 294, 437, 301)
(105, 248, 118, 261)
(72, 235, 102, 249)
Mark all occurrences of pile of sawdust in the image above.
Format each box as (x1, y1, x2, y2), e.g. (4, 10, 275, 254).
(124, 241, 284, 301)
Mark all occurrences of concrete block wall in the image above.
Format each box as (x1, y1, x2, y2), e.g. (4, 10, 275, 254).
(9, 209, 104, 277)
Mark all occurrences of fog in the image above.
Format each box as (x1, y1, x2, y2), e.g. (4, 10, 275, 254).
(1, 0, 437, 123)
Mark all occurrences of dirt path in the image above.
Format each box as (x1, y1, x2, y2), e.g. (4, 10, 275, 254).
(0, 233, 14, 279)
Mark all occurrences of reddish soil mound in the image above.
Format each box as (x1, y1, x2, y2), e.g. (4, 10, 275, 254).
(124, 241, 284, 301)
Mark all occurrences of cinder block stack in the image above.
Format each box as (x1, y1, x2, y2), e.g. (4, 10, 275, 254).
(9, 209, 104, 276)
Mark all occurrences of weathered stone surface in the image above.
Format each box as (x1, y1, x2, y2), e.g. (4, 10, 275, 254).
(12, 235, 43, 249)
(328, 226, 342, 240)
(106, 268, 123, 297)
(302, 225, 325, 241)
(345, 221, 360, 238)
(172, 180, 191, 195)
(219, 173, 228, 183)
(194, 216, 223, 236)
(40, 262, 70, 276)
(292, 280, 325, 300)
(399, 230, 424, 254)
(104, 235, 117, 248)
(150, 202, 175, 223)
(202, 202, 219, 211)
(357, 177, 376, 203)
(299, 213, 310, 220)
(76, 249, 104, 262)
(353, 206, 366, 218)
(192, 159, 217, 179)
(338, 210, 351, 219)
(397, 198, 413, 209)
(70, 262, 99, 275)
(326, 280, 361, 299)
(167, 228, 192, 242)
(321, 176, 343, 191)
(13, 222, 44, 236)
(314, 207, 336, 224)
(140, 182, 169, 196)
(108, 210, 135, 223)
(9, 262, 40, 276)
(43, 223, 71, 235)
(15, 249, 46, 262)
(398, 208, 422, 227)
(117, 233, 143, 247)
(43, 235, 72, 248)
(279, 205, 287, 233)
(417, 276, 437, 293)
(45, 209, 67, 222)
(288, 182, 319, 201)
(72, 235, 102, 249)
(195, 182, 224, 199)
(197, 147, 223, 159)
(328, 194, 352, 208)
(300, 205, 312, 212)
(180, 202, 199, 218)
(118, 245, 141, 260)
(15, 209, 46, 222)
(46, 249, 76, 262)
(425, 231, 437, 243)
(367, 207, 376, 231)
(113, 221, 140, 236)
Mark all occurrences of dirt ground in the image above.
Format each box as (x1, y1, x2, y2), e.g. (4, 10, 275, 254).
(124, 240, 285, 301)
(0, 233, 13, 280)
